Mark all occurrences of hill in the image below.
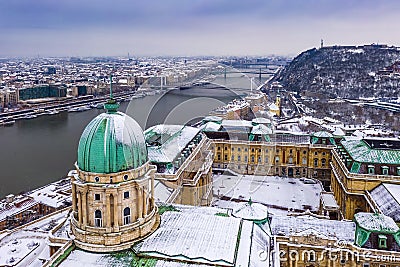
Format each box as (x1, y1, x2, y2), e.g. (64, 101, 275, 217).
(275, 44, 400, 99)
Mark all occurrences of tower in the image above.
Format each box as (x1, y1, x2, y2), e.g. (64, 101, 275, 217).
(275, 93, 281, 117)
(70, 77, 160, 252)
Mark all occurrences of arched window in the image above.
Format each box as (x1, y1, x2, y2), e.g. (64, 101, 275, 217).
(288, 157, 293, 164)
(123, 207, 131, 225)
(94, 210, 102, 227)
(314, 158, 319, 167)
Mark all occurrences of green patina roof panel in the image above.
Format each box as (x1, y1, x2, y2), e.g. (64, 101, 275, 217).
(77, 111, 148, 174)
(341, 139, 400, 165)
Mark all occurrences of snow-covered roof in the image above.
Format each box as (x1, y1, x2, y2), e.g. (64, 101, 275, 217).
(213, 174, 323, 213)
(269, 103, 279, 111)
(251, 124, 272, 135)
(354, 212, 399, 233)
(221, 119, 253, 128)
(252, 117, 271, 124)
(320, 193, 339, 209)
(370, 183, 400, 222)
(271, 215, 356, 242)
(200, 121, 221, 132)
(137, 212, 241, 265)
(341, 139, 400, 164)
(0, 197, 38, 222)
(28, 182, 71, 209)
(202, 116, 223, 123)
(146, 125, 200, 163)
(232, 202, 269, 221)
(154, 181, 175, 203)
(333, 127, 345, 136)
(312, 131, 333, 138)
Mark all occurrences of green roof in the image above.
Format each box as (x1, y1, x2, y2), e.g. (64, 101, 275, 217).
(77, 111, 148, 174)
(312, 131, 333, 138)
(341, 139, 400, 165)
(354, 212, 399, 234)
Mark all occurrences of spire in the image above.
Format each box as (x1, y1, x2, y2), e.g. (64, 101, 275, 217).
(104, 73, 119, 113)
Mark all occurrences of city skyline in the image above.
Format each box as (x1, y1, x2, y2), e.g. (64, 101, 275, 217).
(1, 0, 400, 57)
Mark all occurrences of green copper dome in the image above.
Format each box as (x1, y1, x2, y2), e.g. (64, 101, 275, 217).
(77, 111, 148, 174)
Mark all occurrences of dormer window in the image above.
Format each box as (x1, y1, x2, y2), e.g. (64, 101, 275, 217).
(378, 234, 387, 249)
(382, 166, 389, 175)
(397, 167, 400, 176)
(368, 165, 375, 174)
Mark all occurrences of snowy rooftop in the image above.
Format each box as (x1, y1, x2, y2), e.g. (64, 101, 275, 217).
(146, 125, 200, 163)
(370, 183, 400, 222)
(60, 208, 270, 267)
(312, 131, 333, 138)
(252, 117, 271, 124)
(270, 215, 356, 242)
(0, 197, 38, 222)
(200, 121, 221, 132)
(232, 202, 269, 221)
(251, 124, 273, 135)
(213, 174, 323, 213)
(154, 181, 175, 203)
(341, 139, 400, 164)
(221, 119, 253, 128)
(137, 212, 240, 266)
(28, 178, 71, 209)
(320, 192, 339, 209)
(354, 212, 399, 233)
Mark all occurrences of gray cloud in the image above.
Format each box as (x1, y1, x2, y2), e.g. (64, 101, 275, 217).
(1, 0, 400, 57)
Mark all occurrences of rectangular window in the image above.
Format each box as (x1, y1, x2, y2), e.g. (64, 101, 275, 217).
(94, 194, 101, 201)
(124, 191, 130, 199)
(231, 155, 234, 161)
(368, 166, 375, 174)
(238, 155, 241, 161)
(378, 235, 387, 248)
(224, 155, 228, 161)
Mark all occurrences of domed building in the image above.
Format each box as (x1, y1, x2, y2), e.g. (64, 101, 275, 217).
(70, 92, 160, 252)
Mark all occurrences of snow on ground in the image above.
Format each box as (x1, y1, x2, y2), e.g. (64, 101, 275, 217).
(212, 174, 323, 212)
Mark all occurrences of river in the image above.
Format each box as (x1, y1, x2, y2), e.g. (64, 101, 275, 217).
(0, 87, 241, 198)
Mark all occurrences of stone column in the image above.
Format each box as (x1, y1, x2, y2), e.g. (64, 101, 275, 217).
(82, 188, 88, 226)
(143, 188, 147, 216)
(138, 187, 143, 219)
(71, 183, 77, 214)
(106, 194, 111, 228)
(113, 192, 119, 230)
(77, 191, 82, 224)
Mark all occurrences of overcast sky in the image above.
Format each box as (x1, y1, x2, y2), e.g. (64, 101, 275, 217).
(1, 0, 399, 57)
